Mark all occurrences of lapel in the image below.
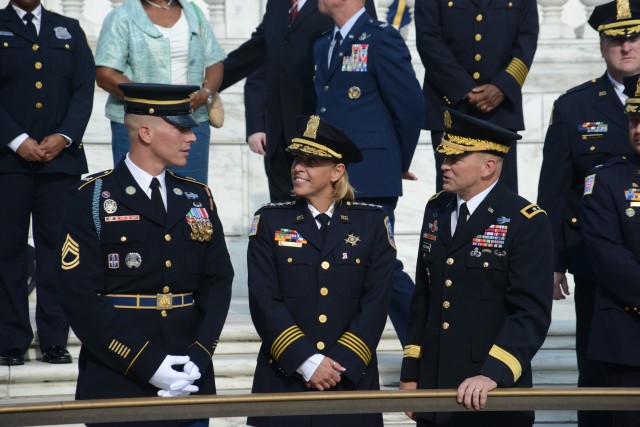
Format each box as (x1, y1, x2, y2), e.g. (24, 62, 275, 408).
(113, 161, 166, 227)
(0, 4, 35, 42)
(321, 202, 354, 258)
(165, 173, 198, 231)
(325, 10, 370, 80)
(287, 0, 316, 34)
(292, 199, 324, 251)
(439, 197, 455, 249)
(316, 31, 332, 83)
(38, 7, 57, 43)
(593, 72, 627, 131)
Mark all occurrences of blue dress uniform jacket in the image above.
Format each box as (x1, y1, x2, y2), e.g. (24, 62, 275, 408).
(59, 162, 233, 425)
(581, 155, 640, 367)
(246, 199, 396, 427)
(312, 11, 424, 198)
(0, 5, 94, 174)
(538, 74, 631, 277)
(415, 0, 538, 131)
(401, 182, 553, 426)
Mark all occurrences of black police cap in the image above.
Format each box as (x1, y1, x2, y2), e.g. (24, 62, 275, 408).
(286, 115, 363, 164)
(118, 83, 199, 128)
(589, 0, 640, 38)
(623, 73, 640, 113)
(436, 108, 521, 157)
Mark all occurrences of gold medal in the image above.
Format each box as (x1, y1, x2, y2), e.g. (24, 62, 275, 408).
(348, 86, 361, 100)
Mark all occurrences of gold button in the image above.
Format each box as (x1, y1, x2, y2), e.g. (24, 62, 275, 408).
(346, 201, 351, 206)
(164, 234, 172, 241)
(475, 54, 482, 61)
(317, 341, 325, 350)
(446, 258, 454, 265)
(445, 279, 453, 287)
(35, 81, 42, 89)
(32, 44, 39, 51)
(356, 258, 361, 264)
(161, 310, 167, 317)
(3, 42, 7, 47)
(589, 146, 596, 151)
(571, 218, 577, 223)
(508, 2, 513, 6)
(475, 34, 482, 42)
(319, 314, 327, 323)
(442, 322, 450, 330)
(473, 72, 480, 80)
(448, 1, 453, 5)
(476, 13, 483, 21)
(321, 261, 330, 270)
(443, 301, 450, 309)
(323, 85, 329, 92)
(120, 236, 127, 242)
(163, 286, 170, 294)
(65, 44, 70, 49)
(287, 257, 293, 263)
(483, 262, 489, 268)
(268, 358, 273, 364)
(149, 108, 155, 114)
(35, 102, 43, 109)
(35, 62, 42, 70)
(320, 287, 329, 296)
(165, 260, 172, 268)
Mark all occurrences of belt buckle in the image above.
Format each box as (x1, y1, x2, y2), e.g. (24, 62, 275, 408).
(156, 293, 173, 310)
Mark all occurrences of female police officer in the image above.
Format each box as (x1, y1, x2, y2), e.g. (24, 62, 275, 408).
(246, 115, 397, 426)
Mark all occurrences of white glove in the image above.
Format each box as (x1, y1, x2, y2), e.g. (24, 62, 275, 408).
(157, 389, 192, 398)
(164, 362, 201, 394)
(149, 355, 201, 392)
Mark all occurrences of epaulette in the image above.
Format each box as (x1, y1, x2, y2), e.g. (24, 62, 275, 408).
(560, 78, 600, 97)
(367, 18, 389, 29)
(428, 190, 445, 202)
(520, 203, 547, 219)
(78, 170, 113, 190)
(349, 201, 383, 209)
(260, 201, 296, 209)
(167, 170, 214, 210)
(600, 155, 630, 169)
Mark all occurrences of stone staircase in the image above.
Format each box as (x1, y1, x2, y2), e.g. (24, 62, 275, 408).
(0, 237, 579, 426)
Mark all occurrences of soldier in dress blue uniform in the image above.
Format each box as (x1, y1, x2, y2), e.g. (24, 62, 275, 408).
(581, 73, 640, 427)
(0, 0, 95, 366)
(400, 108, 553, 427)
(247, 115, 396, 427)
(415, 0, 539, 192)
(313, 0, 424, 348)
(537, 2, 640, 425)
(58, 83, 234, 427)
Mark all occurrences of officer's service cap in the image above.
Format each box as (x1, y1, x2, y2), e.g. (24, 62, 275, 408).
(589, 0, 640, 38)
(119, 83, 199, 128)
(623, 73, 640, 113)
(436, 108, 521, 157)
(286, 115, 363, 164)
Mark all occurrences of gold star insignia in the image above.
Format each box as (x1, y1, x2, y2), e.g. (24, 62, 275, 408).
(344, 234, 361, 247)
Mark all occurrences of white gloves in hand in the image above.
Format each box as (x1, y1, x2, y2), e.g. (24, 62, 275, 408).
(149, 355, 201, 397)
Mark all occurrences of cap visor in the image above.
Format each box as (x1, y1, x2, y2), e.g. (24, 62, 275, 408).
(164, 114, 199, 128)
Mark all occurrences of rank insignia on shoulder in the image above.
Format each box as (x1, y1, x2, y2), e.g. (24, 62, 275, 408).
(249, 215, 260, 236)
(428, 190, 445, 202)
(61, 234, 80, 270)
(520, 203, 546, 219)
(385, 216, 397, 250)
(584, 174, 596, 196)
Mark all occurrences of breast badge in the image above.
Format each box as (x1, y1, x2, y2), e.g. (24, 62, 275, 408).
(344, 234, 361, 247)
(125, 186, 137, 195)
(274, 229, 308, 248)
(348, 86, 361, 99)
(342, 44, 368, 72)
(124, 252, 141, 268)
(186, 208, 213, 242)
(103, 199, 117, 214)
(472, 224, 508, 249)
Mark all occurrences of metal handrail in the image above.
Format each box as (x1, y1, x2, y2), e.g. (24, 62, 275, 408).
(1, 388, 640, 426)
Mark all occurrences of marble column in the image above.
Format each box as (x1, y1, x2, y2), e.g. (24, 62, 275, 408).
(576, 0, 608, 39)
(203, 0, 226, 38)
(538, 0, 572, 39)
(60, 0, 96, 44)
(109, 0, 125, 8)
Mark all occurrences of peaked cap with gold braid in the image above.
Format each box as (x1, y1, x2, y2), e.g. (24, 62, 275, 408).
(286, 115, 363, 164)
(589, 0, 640, 39)
(436, 108, 521, 157)
(623, 73, 640, 114)
(119, 83, 199, 128)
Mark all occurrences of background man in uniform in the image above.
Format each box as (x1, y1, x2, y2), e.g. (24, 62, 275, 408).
(581, 72, 640, 427)
(537, 1, 640, 425)
(58, 83, 234, 426)
(400, 108, 553, 427)
(414, 0, 539, 192)
(220, 0, 376, 203)
(0, 0, 95, 365)
(314, 0, 424, 346)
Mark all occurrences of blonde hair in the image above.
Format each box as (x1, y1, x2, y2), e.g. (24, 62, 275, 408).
(331, 168, 355, 202)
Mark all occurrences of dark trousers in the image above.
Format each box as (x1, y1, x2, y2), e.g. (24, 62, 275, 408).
(417, 410, 533, 427)
(431, 131, 519, 193)
(0, 173, 76, 353)
(265, 132, 295, 203)
(574, 275, 608, 427)
(358, 196, 414, 347)
(602, 362, 640, 427)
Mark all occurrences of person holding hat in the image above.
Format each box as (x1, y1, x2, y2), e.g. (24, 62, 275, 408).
(581, 72, 640, 427)
(246, 115, 396, 427)
(58, 83, 234, 426)
(537, 2, 640, 425)
(400, 108, 553, 427)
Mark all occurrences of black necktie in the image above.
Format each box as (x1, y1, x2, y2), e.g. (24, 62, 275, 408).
(24, 12, 37, 39)
(150, 178, 166, 215)
(453, 202, 469, 240)
(316, 213, 330, 243)
(329, 32, 342, 68)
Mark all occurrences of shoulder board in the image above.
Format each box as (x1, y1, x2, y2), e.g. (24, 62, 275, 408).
(601, 155, 630, 169)
(260, 201, 296, 209)
(78, 170, 113, 190)
(366, 18, 389, 29)
(167, 170, 214, 210)
(349, 201, 383, 209)
(428, 190, 446, 202)
(520, 203, 547, 219)
(561, 78, 600, 96)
